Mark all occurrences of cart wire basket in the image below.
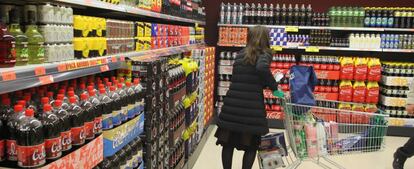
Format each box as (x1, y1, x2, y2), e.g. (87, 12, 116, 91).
(258, 97, 389, 169)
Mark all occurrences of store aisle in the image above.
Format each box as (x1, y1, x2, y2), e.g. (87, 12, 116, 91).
(194, 126, 414, 169)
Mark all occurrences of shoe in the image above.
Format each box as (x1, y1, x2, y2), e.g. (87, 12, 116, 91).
(393, 152, 407, 169)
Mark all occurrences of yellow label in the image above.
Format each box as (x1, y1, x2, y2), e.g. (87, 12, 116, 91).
(271, 46, 283, 51)
(285, 26, 299, 32)
(305, 46, 320, 53)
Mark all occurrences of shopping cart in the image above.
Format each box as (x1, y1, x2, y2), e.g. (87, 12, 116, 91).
(257, 97, 389, 169)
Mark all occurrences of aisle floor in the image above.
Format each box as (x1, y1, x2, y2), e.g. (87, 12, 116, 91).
(193, 126, 414, 169)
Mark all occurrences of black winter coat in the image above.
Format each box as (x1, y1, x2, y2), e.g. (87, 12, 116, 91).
(217, 51, 278, 135)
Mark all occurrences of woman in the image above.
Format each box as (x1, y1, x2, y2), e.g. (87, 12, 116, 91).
(215, 26, 279, 169)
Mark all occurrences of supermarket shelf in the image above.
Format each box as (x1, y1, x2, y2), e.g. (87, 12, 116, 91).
(0, 44, 203, 94)
(382, 48, 414, 53)
(218, 24, 414, 32)
(182, 124, 214, 169)
(54, 0, 205, 25)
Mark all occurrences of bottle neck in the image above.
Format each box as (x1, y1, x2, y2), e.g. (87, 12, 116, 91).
(26, 24, 38, 32)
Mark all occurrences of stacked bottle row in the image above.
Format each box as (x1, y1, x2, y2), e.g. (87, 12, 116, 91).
(309, 30, 331, 47)
(0, 73, 145, 168)
(218, 27, 247, 46)
(106, 19, 135, 55)
(220, 3, 314, 26)
(379, 62, 413, 118)
(97, 138, 143, 169)
(300, 55, 341, 71)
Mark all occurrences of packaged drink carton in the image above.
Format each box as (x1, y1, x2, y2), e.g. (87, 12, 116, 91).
(39, 104, 62, 160)
(338, 103, 351, 123)
(351, 104, 367, 124)
(137, 22, 145, 37)
(366, 82, 379, 104)
(16, 109, 46, 168)
(53, 100, 72, 152)
(354, 57, 368, 81)
(340, 57, 354, 80)
(367, 58, 381, 81)
(339, 80, 353, 102)
(352, 81, 366, 103)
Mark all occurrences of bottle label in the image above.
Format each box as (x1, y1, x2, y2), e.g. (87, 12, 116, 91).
(17, 143, 46, 168)
(382, 18, 388, 27)
(376, 17, 382, 26)
(37, 45, 45, 58)
(370, 17, 376, 26)
(102, 113, 113, 130)
(84, 121, 95, 140)
(128, 104, 135, 119)
(0, 140, 4, 161)
(112, 110, 121, 126)
(94, 116, 103, 134)
(122, 106, 128, 122)
(60, 130, 72, 151)
(388, 18, 394, 27)
(71, 126, 85, 146)
(6, 139, 18, 161)
(44, 137, 62, 159)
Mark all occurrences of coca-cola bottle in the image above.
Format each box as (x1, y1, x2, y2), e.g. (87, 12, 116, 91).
(88, 90, 102, 136)
(6, 105, 25, 162)
(125, 82, 136, 119)
(16, 109, 46, 168)
(68, 97, 85, 146)
(39, 104, 62, 160)
(99, 88, 113, 131)
(79, 93, 94, 140)
(132, 79, 144, 116)
(109, 86, 121, 127)
(53, 100, 72, 152)
(116, 83, 128, 123)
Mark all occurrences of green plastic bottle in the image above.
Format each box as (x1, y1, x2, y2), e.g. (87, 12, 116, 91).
(329, 7, 336, 26)
(9, 9, 28, 66)
(25, 11, 45, 64)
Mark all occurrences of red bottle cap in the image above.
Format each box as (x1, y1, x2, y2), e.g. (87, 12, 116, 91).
(110, 86, 116, 91)
(89, 82, 95, 87)
(119, 77, 125, 83)
(89, 90, 96, 96)
(2, 98, 11, 105)
(87, 86, 94, 91)
(41, 97, 49, 104)
(103, 78, 109, 83)
(43, 104, 52, 112)
(23, 95, 31, 102)
(98, 84, 105, 89)
(99, 88, 106, 94)
(106, 82, 112, 87)
(68, 87, 75, 92)
(58, 89, 66, 94)
(25, 109, 34, 117)
(125, 82, 132, 87)
(57, 94, 65, 100)
(81, 93, 88, 100)
(117, 83, 122, 89)
(17, 100, 26, 106)
(133, 78, 140, 85)
(47, 91, 54, 98)
(54, 100, 62, 107)
(80, 83, 86, 90)
(68, 91, 75, 97)
(111, 76, 116, 82)
(14, 105, 23, 112)
(69, 97, 77, 103)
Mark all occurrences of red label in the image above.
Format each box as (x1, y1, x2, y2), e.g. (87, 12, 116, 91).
(368, 66, 381, 81)
(339, 86, 353, 102)
(6, 139, 17, 161)
(60, 131, 72, 151)
(320, 64, 327, 70)
(84, 121, 95, 140)
(0, 140, 4, 161)
(17, 143, 46, 168)
(340, 65, 354, 80)
(366, 87, 379, 103)
(353, 87, 366, 103)
(94, 116, 103, 134)
(44, 137, 62, 159)
(71, 126, 85, 146)
(354, 65, 368, 81)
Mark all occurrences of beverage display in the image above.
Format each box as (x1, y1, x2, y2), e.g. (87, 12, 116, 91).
(8, 9, 28, 66)
(38, 104, 62, 160)
(25, 11, 45, 64)
(53, 100, 72, 152)
(310, 30, 331, 46)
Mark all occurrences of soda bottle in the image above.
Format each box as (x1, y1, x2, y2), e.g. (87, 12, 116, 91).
(220, 3, 225, 24)
(116, 83, 128, 123)
(257, 3, 262, 25)
(79, 93, 94, 140)
(269, 4, 274, 25)
(0, 98, 13, 124)
(25, 11, 45, 64)
(293, 4, 299, 25)
(99, 88, 113, 131)
(8, 9, 28, 66)
(88, 90, 102, 136)
(274, 4, 280, 25)
(125, 82, 136, 120)
(287, 4, 293, 25)
(299, 4, 306, 26)
(407, 9, 413, 28)
(306, 4, 313, 26)
(226, 3, 231, 24)
(133, 79, 144, 116)
(231, 3, 238, 24)
(281, 4, 287, 25)
(38, 104, 62, 160)
(16, 109, 46, 168)
(68, 97, 85, 146)
(238, 3, 244, 24)
(262, 3, 268, 25)
(6, 105, 25, 162)
(243, 3, 250, 24)
(109, 86, 122, 127)
(52, 100, 72, 152)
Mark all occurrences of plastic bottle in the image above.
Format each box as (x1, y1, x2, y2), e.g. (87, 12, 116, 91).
(88, 90, 102, 135)
(133, 79, 144, 116)
(6, 105, 25, 162)
(125, 82, 136, 120)
(16, 109, 46, 168)
(316, 122, 327, 156)
(39, 104, 62, 160)
(25, 11, 45, 64)
(116, 83, 128, 123)
(8, 9, 28, 66)
(79, 93, 94, 140)
(109, 86, 122, 127)
(99, 88, 113, 131)
(53, 100, 72, 152)
(68, 97, 85, 146)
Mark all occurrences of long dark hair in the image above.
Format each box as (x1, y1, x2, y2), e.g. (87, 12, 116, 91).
(243, 26, 271, 65)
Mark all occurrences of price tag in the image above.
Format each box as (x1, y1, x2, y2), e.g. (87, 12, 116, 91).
(57, 64, 67, 72)
(34, 66, 46, 76)
(120, 56, 125, 61)
(84, 0, 93, 5)
(305, 46, 320, 53)
(101, 58, 108, 64)
(271, 46, 283, 51)
(1, 71, 16, 81)
(111, 57, 117, 63)
(100, 65, 109, 72)
(285, 26, 299, 32)
(89, 59, 97, 66)
(39, 75, 54, 85)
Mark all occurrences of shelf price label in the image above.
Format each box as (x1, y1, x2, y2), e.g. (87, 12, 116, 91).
(271, 46, 283, 51)
(57, 64, 67, 72)
(305, 46, 320, 53)
(100, 65, 110, 72)
(285, 26, 299, 32)
(34, 66, 46, 76)
(39, 75, 54, 85)
(1, 71, 16, 81)
(111, 57, 117, 63)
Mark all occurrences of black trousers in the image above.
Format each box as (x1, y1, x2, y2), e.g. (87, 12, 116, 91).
(396, 136, 414, 158)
